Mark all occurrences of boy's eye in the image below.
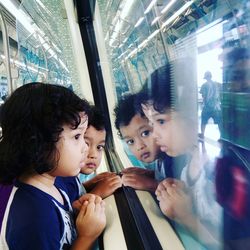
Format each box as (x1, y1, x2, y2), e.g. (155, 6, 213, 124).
(141, 130, 150, 137)
(74, 134, 81, 140)
(97, 145, 105, 151)
(126, 139, 134, 145)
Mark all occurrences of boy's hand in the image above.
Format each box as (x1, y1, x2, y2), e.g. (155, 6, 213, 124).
(122, 173, 157, 192)
(83, 172, 117, 191)
(89, 175, 122, 198)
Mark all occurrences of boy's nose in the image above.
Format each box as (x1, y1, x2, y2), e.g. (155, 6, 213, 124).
(87, 147, 98, 159)
(137, 140, 146, 151)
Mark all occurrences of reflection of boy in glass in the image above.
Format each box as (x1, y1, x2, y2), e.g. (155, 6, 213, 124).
(200, 71, 222, 138)
(80, 106, 122, 198)
(114, 93, 169, 192)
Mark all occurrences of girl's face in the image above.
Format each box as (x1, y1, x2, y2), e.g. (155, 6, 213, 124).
(119, 114, 160, 163)
(142, 104, 193, 157)
(54, 113, 89, 177)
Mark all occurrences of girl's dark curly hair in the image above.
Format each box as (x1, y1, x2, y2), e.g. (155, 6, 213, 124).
(0, 82, 90, 184)
(135, 64, 173, 114)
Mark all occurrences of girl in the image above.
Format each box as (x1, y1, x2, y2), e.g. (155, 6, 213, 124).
(137, 64, 222, 249)
(0, 83, 106, 250)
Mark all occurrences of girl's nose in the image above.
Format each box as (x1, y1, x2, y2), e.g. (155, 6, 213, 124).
(151, 128, 159, 139)
(82, 140, 89, 154)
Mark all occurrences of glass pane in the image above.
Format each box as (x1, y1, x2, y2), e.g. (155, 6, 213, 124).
(97, 0, 250, 249)
(5, 0, 82, 94)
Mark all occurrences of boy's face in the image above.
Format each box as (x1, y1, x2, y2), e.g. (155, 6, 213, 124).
(142, 104, 192, 157)
(80, 125, 106, 175)
(119, 114, 160, 163)
(55, 113, 88, 177)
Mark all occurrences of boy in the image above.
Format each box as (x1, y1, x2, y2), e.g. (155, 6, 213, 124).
(81, 106, 122, 198)
(114, 93, 172, 192)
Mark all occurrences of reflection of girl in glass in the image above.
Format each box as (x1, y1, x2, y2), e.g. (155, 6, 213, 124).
(138, 63, 222, 250)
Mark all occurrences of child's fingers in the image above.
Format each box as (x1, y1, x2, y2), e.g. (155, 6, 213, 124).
(72, 199, 82, 211)
(76, 201, 89, 220)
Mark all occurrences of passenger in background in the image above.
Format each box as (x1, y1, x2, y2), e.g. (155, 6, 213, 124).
(139, 64, 222, 250)
(0, 83, 106, 250)
(80, 105, 122, 198)
(114, 93, 172, 192)
(200, 71, 222, 138)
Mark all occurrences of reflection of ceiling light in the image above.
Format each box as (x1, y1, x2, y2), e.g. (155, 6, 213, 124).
(148, 29, 160, 40)
(124, 29, 160, 60)
(151, 16, 160, 25)
(135, 17, 144, 28)
(1, 54, 47, 75)
(161, 0, 177, 14)
(109, 0, 135, 46)
(144, 0, 157, 14)
(120, 0, 135, 19)
(161, 1, 194, 29)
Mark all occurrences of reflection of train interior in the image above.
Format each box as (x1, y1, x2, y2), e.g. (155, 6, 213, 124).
(0, 0, 250, 249)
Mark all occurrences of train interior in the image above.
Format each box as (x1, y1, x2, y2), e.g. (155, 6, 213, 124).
(0, 0, 250, 249)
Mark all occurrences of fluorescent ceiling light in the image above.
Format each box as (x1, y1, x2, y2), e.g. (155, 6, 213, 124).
(161, 1, 194, 29)
(135, 17, 144, 28)
(0, 0, 69, 73)
(161, 0, 177, 14)
(0, 0, 35, 32)
(144, 0, 157, 14)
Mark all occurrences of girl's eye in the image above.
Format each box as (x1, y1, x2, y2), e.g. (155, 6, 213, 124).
(141, 130, 150, 137)
(157, 119, 165, 125)
(126, 139, 134, 145)
(97, 145, 105, 151)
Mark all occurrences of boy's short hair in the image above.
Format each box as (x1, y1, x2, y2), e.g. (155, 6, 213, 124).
(114, 93, 144, 137)
(88, 105, 106, 131)
(0, 82, 90, 184)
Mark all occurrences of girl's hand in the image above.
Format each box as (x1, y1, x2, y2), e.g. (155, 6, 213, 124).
(75, 194, 106, 239)
(155, 179, 193, 224)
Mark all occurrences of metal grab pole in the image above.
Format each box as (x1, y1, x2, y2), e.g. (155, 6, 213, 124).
(0, 6, 13, 94)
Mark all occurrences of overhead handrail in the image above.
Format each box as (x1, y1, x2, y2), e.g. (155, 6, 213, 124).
(0, 5, 13, 94)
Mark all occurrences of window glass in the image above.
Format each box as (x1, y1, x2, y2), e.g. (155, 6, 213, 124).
(97, 0, 250, 248)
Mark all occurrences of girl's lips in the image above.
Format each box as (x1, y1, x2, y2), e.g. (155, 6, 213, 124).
(160, 146, 168, 152)
(79, 161, 85, 168)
